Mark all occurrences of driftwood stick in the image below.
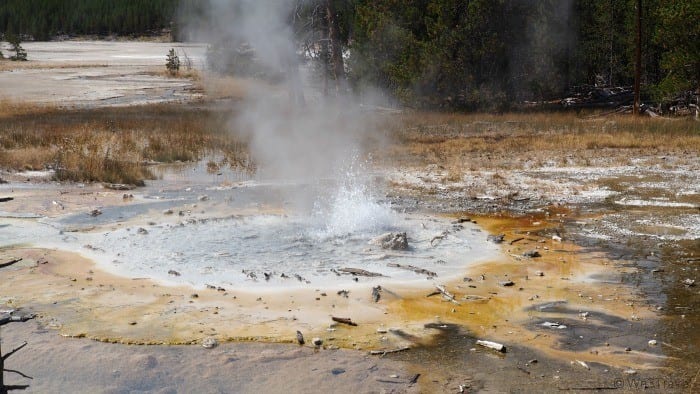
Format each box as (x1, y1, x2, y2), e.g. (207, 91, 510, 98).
(0, 258, 22, 269)
(435, 285, 460, 305)
(331, 317, 357, 326)
(387, 263, 437, 277)
(369, 346, 410, 356)
(338, 268, 384, 277)
(0, 197, 14, 203)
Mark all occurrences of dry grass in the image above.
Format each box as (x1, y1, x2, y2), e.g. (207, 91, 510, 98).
(0, 102, 252, 184)
(2, 99, 697, 186)
(380, 111, 700, 171)
(144, 67, 202, 81)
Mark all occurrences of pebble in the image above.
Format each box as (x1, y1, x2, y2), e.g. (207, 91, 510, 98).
(312, 337, 323, 347)
(202, 337, 218, 349)
(648, 339, 657, 346)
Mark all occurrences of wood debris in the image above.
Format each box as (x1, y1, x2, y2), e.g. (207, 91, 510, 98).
(338, 268, 384, 277)
(369, 347, 410, 356)
(0, 258, 23, 269)
(476, 339, 506, 353)
(331, 316, 357, 326)
(387, 263, 437, 277)
(372, 286, 382, 302)
(433, 285, 460, 305)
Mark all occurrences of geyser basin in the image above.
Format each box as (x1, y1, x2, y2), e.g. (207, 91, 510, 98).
(77, 213, 499, 289)
(1, 179, 501, 290)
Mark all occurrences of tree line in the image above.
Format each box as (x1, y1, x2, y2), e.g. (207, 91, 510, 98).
(1, 0, 697, 110)
(0, 0, 178, 40)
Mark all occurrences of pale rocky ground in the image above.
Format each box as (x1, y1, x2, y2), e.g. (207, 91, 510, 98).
(0, 41, 206, 107)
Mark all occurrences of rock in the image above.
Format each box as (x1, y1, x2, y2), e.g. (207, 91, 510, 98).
(312, 337, 323, 347)
(487, 234, 505, 244)
(202, 337, 218, 349)
(499, 280, 515, 287)
(296, 330, 305, 345)
(682, 278, 695, 287)
(198, 195, 209, 201)
(89, 209, 102, 217)
(137, 227, 148, 235)
(369, 232, 409, 250)
(535, 271, 544, 276)
(168, 270, 181, 276)
(163, 209, 174, 215)
(331, 368, 345, 375)
(648, 339, 657, 346)
(523, 250, 541, 258)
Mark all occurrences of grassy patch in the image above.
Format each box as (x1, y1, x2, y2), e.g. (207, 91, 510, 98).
(380, 111, 700, 171)
(0, 103, 253, 184)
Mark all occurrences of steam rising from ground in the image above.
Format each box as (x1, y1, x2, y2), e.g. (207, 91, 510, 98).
(186, 1, 391, 235)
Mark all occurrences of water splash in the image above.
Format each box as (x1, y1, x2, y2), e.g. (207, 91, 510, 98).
(311, 155, 395, 239)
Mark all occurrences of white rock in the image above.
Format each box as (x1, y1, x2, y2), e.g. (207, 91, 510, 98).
(202, 337, 218, 349)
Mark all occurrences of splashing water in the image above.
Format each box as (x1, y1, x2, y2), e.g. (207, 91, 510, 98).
(310, 155, 395, 239)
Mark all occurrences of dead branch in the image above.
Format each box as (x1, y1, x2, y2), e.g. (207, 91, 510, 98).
(2, 342, 27, 361)
(434, 285, 460, 305)
(369, 347, 410, 356)
(0, 258, 22, 269)
(338, 268, 384, 277)
(331, 316, 357, 326)
(4, 369, 33, 380)
(387, 263, 437, 277)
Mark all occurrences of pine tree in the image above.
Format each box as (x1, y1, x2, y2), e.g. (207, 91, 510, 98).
(165, 48, 180, 75)
(7, 32, 27, 61)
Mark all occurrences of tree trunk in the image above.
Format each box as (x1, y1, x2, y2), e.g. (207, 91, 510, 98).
(633, 0, 642, 115)
(325, 0, 347, 94)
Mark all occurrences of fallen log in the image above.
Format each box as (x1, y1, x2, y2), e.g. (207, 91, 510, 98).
(338, 268, 384, 277)
(387, 263, 437, 277)
(0, 312, 35, 326)
(331, 317, 357, 326)
(476, 339, 506, 353)
(0, 258, 22, 269)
